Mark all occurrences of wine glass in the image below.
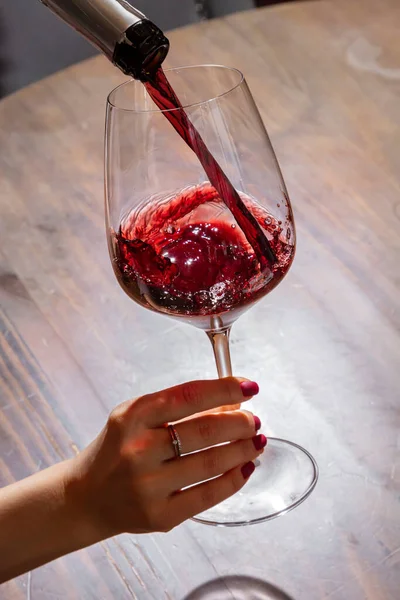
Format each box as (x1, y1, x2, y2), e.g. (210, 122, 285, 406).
(105, 65, 318, 526)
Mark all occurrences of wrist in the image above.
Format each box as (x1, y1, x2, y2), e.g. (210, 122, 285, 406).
(0, 458, 105, 582)
(62, 457, 108, 549)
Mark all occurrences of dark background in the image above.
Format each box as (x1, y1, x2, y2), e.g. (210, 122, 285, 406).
(0, 0, 292, 98)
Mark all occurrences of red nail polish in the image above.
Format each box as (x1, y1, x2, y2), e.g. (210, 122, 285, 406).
(240, 381, 259, 397)
(253, 434, 267, 451)
(241, 461, 255, 479)
(254, 416, 261, 431)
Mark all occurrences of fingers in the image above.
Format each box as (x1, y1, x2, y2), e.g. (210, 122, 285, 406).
(137, 378, 259, 428)
(167, 462, 256, 526)
(152, 411, 260, 463)
(86, 377, 263, 537)
(161, 434, 267, 493)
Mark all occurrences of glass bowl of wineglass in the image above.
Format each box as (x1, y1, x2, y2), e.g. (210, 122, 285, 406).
(105, 64, 318, 526)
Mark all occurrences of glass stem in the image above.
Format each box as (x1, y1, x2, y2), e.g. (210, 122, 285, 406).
(207, 325, 240, 410)
(207, 327, 233, 378)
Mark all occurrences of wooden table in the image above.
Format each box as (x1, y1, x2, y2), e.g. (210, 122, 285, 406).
(1, 0, 399, 598)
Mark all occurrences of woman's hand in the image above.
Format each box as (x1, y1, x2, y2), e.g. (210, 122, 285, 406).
(0, 377, 264, 582)
(69, 377, 264, 538)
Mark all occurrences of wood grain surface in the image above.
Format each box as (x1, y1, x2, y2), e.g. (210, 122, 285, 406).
(1, 0, 399, 598)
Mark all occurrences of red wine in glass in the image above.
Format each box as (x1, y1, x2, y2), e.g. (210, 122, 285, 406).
(114, 183, 294, 328)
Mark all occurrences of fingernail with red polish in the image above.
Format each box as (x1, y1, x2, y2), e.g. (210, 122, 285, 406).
(241, 461, 255, 479)
(240, 381, 259, 397)
(253, 434, 267, 451)
(254, 415, 261, 431)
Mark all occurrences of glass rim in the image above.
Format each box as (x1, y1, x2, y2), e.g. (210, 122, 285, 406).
(107, 64, 245, 114)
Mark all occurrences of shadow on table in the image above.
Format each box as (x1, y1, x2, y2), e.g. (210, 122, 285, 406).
(184, 575, 295, 600)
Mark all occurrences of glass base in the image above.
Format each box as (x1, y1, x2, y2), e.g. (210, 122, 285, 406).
(192, 438, 318, 527)
(185, 575, 294, 600)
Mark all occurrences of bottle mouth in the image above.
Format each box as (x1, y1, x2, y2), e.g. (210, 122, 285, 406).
(113, 19, 170, 80)
(141, 44, 170, 78)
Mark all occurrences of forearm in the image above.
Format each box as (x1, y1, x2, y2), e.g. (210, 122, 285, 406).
(0, 459, 99, 583)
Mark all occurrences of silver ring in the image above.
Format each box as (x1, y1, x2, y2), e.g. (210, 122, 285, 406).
(168, 424, 182, 458)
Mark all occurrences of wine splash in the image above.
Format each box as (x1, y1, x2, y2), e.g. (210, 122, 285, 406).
(114, 184, 294, 323)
